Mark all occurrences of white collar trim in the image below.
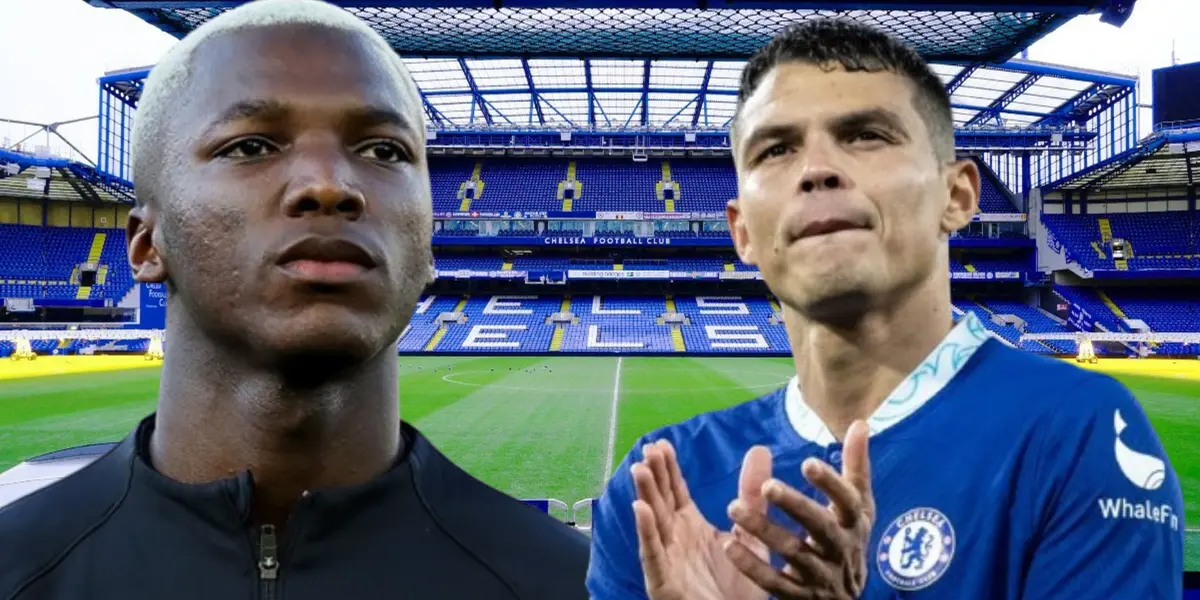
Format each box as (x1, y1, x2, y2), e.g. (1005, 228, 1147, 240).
(784, 311, 991, 447)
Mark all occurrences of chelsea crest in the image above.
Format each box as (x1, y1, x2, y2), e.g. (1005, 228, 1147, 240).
(876, 507, 956, 591)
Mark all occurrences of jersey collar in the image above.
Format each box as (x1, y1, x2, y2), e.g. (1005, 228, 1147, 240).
(784, 311, 991, 447)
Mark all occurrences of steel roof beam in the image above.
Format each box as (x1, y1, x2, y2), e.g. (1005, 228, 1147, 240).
(963, 73, 1041, 128)
(692, 61, 715, 128)
(457, 58, 492, 126)
(521, 58, 545, 126)
(584, 59, 596, 128)
(997, 59, 1137, 86)
(640, 60, 651, 127)
(944, 64, 980, 96)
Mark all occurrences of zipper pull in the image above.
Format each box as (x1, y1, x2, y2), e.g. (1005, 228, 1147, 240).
(258, 524, 279, 581)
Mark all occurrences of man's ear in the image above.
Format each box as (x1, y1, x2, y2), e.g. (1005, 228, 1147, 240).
(941, 158, 981, 236)
(726, 198, 757, 267)
(127, 205, 168, 284)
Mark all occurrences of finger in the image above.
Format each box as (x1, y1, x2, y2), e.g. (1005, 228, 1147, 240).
(728, 498, 807, 565)
(738, 445, 773, 514)
(633, 500, 668, 592)
(763, 478, 844, 561)
(730, 523, 764, 556)
(632, 462, 672, 544)
(644, 442, 677, 514)
(658, 440, 692, 509)
(801, 458, 861, 529)
(722, 538, 811, 599)
(843, 420, 875, 522)
(782, 553, 837, 589)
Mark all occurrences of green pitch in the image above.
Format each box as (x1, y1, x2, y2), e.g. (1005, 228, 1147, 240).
(1, 355, 1197, 569)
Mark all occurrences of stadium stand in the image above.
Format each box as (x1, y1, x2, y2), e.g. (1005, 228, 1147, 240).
(440, 296, 560, 353)
(1042, 213, 1200, 272)
(422, 157, 1019, 217)
(561, 296, 672, 353)
(672, 296, 790, 353)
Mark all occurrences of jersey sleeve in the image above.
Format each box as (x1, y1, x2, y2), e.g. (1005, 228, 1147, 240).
(586, 440, 651, 600)
(1021, 373, 1184, 600)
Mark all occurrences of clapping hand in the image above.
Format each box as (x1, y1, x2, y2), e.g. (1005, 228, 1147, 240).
(724, 420, 875, 599)
(630, 420, 874, 600)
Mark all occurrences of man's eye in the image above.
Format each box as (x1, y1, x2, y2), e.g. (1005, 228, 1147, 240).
(357, 141, 407, 163)
(850, 130, 887, 143)
(758, 143, 791, 162)
(218, 138, 276, 158)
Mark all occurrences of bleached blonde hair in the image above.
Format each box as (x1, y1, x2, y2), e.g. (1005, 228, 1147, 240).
(131, 0, 418, 205)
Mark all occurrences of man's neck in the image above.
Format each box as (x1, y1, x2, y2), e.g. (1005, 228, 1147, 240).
(785, 277, 953, 441)
(150, 321, 402, 528)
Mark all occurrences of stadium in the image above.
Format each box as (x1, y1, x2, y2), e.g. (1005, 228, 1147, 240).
(1, 0, 1198, 589)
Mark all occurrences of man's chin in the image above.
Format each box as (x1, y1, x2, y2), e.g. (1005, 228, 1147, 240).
(777, 275, 876, 324)
(253, 318, 393, 375)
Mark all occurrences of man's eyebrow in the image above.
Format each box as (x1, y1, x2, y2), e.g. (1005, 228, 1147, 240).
(739, 123, 804, 157)
(201, 99, 290, 137)
(831, 108, 909, 136)
(344, 106, 416, 133)
(199, 101, 416, 136)
(739, 108, 910, 156)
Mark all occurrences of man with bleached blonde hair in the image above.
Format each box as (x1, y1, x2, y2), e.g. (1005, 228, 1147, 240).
(0, 2, 588, 598)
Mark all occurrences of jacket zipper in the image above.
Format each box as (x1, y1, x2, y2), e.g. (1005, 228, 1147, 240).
(258, 524, 279, 600)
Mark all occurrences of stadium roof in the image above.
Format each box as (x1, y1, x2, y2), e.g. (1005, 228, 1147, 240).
(92, 1, 1138, 129)
(1045, 128, 1200, 192)
(98, 55, 1136, 131)
(87, 1, 1135, 61)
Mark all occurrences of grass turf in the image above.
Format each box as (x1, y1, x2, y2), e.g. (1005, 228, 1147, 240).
(1, 354, 1197, 569)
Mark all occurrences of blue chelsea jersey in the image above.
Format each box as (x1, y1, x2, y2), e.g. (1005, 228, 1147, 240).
(587, 312, 1184, 599)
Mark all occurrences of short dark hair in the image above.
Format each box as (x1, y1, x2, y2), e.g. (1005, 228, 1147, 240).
(734, 19, 955, 161)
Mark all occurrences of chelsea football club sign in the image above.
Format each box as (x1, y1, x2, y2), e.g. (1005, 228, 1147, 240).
(877, 507, 956, 591)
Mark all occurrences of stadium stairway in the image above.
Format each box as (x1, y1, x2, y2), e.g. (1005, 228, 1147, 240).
(1098, 218, 1112, 244)
(1097, 289, 1130, 321)
(558, 162, 580, 211)
(74, 232, 107, 300)
(664, 296, 687, 352)
(670, 327, 686, 352)
(423, 297, 470, 351)
(659, 161, 676, 212)
(457, 161, 485, 211)
(424, 326, 449, 351)
(549, 296, 571, 352)
(549, 328, 565, 351)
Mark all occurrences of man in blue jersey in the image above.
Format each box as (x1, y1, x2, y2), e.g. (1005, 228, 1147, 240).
(587, 19, 1184, 600)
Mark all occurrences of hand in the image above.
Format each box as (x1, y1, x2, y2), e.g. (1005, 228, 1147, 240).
(724, 420, 875, 600)
(631, 439, 774, 600)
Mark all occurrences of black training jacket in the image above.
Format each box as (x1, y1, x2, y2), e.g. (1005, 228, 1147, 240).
(0, 415, 590, 600)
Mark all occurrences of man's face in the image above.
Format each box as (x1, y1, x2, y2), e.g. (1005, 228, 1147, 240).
(729, 62, 975, 320)
(130, 24, 432, 367)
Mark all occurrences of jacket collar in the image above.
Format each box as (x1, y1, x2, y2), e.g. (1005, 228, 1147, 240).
(126, 413, 426, 532)
(784, 311, 991, 446)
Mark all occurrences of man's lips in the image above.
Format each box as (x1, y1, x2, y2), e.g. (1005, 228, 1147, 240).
(279, 259, 370, 284)
(797, 218, 869, 239)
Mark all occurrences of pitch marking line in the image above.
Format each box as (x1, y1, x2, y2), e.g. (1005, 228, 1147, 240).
(602, 357, 623, 484)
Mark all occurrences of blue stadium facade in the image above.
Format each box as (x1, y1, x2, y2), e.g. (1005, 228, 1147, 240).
(2, 0, 1196, 364)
